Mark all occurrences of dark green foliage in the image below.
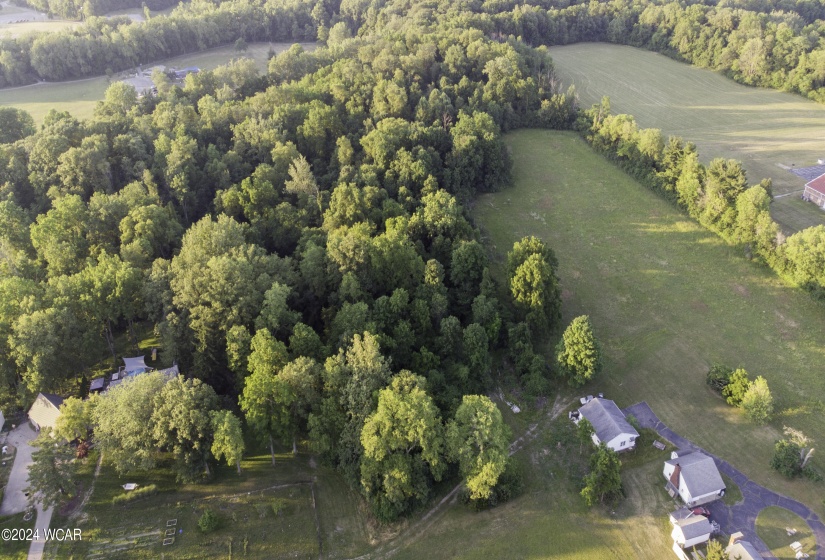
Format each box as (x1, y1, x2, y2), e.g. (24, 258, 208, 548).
(581, 443, 623, 507)
(198, 509, 220, 533)
(771, 439, 803, 478)
(706, 364, 733, 394)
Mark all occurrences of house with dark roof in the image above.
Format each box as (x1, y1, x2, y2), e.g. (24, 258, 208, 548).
(663, 451, 726, 506)
(671, 515, 713, 549)
(576, 398, 639, 452)
(726, 532, 765, 560)
(803, 173, 825, 208)
(28, 393, 64, 432)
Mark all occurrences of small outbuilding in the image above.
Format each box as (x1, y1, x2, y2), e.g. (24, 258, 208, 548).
(671, 515, 713, 549)
(664, 451, 726, 506)
(89, 377, 106, 393)
(803, 173, 825, 207)
(726, 532, 765, 560)
(576, 398, 639, 452)
(28, 393, 64, 432)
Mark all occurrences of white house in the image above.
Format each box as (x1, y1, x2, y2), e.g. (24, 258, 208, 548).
(726, 532, 765, 560)
(664, 451, 726, 506)
(576, 398, 639, 452)
(28, 393, 64, 432)
(671, 515, 713, 549)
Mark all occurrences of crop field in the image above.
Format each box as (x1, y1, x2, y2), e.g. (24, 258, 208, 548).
(0, 41, 314, 123)
(473, 130, 825, 518)
(548, 43, 825, 234)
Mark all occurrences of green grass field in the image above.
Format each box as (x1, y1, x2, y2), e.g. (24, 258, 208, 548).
(48, 447, 372, 559)
(0, 41, 314, 123)
(548, 43, 825, 234)
(0, 20, 78, 37)
(756, 506, 816, 559)
(473, 130, 825, 518)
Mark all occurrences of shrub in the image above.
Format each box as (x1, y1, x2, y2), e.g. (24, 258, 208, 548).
(741, 376, 773, 424)
(198, 509, 220, 533)
(112, 484, 157, 505)
(771, 440, 802, 478)
(722, 368, 750, 406)
(271, 498, 286, 516)
(706, 364, 732, 394)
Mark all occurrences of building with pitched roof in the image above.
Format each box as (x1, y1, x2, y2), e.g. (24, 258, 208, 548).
(28, 393, 64, 432)
(804, 173, 825, 208)
(726, 532, 765, 560)
(671, 515, 713, 549)
(575, 398, 639, 452)
(663, 451, 726, 506)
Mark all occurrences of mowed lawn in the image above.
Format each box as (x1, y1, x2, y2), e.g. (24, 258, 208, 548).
(548, 43, 825, 233)
(474, 130, 825, 517)
(0, 41, 315, 123)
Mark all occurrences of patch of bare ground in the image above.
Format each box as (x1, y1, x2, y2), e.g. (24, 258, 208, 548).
(732, 283, 750, 297)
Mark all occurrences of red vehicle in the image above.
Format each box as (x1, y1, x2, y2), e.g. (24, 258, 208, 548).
(691, 507, 711, 518)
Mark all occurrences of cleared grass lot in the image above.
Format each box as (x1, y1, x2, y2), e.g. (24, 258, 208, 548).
(474, 130, 825, 518)
(0, 42, 314, 123)
(548, 42, 825, 233)
(756, 506, 816, 559)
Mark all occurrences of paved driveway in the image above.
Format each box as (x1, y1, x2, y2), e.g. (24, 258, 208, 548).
(625, 402, 825, 560)
(0, 423, 37, 516)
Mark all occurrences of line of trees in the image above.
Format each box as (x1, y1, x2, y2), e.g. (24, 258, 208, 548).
(579, 97, 825, 298)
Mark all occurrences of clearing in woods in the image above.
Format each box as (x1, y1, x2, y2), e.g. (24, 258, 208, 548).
(0, 42, 314, 123)
(548, 42, 825, 234)
(473, 130, 825, 519)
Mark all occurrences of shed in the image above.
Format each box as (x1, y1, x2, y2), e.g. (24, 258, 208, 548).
(28, 393, 64, 432)
(89, 377, 106, 392)
(726, 532, 765, 560)
(671, 516, 713, 548)
(577, 398, 639, 452)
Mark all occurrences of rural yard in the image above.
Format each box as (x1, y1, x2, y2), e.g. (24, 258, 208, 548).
(549, 43, 825, 234)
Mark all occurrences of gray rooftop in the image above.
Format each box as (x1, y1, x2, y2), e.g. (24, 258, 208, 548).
(675, 516, 712, 540)
(578, 398, 639, 444)
(665, 452, 725, 497)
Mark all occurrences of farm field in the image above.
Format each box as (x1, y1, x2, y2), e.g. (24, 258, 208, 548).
(0, 41, 314, 123)
(473, 130, 825, 518)
(548, 42, 825, 234)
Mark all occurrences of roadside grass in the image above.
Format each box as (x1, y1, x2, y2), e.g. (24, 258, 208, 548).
(721, 473, 743, 506)
(0, 511, 35, 559)
(473, 129, 825, 517)
(0, 41, 314, 123)
(548, 42, 825, 233)
(756, 506, 815, 559)
(48, 445, 371, 559)
(391, 411, 675, 560)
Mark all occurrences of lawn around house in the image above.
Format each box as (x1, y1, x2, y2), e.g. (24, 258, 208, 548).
(473, 130, 825, 517)
(756, 506, 816, 559)
(548, 43, 825, 234)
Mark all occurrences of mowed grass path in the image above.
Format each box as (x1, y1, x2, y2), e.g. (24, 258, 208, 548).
(548, 43, 825, 233)
(0, 42, 314, 123)
(474, 130, 825, 516)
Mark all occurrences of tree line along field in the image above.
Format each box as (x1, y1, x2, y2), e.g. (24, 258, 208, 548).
(0, 42, 313, 123)
(548, 42, 825, 235)
(473, 130, 825, 517)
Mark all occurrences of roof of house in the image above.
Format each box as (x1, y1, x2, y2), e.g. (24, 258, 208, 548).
(805, 173, 825, 196)
(726, 540, 764, 560)
(665, 452, 725, 497)
(122, 355, 148, 374)
(669, 508, 696, 523)
(89, 377, 105, 391)
(28, 392, 64, 430)
(578, 398, 639, 443)
(673, 516, 713, 540)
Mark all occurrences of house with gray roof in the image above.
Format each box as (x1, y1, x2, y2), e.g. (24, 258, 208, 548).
(576, 398, 639, 452)
(663, 451, 726, 506)
(671, 515, 713, 549)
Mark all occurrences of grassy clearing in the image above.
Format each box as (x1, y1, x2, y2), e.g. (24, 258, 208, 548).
(721, 473, 743, 506)
(0, 511, 36, 559)
(756, 506, 816, 559)
(48, 446, 371, 559)
(0, 41, 314, 123)
(0, 20, 78, 37)
(392, 410, 676, 560)
(473, 129, 825, 517)
(548, 42, 825, 233)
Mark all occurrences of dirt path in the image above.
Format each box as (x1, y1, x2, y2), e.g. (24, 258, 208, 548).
(68, 452, 103, 520)
(348, 394, 575, 560)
